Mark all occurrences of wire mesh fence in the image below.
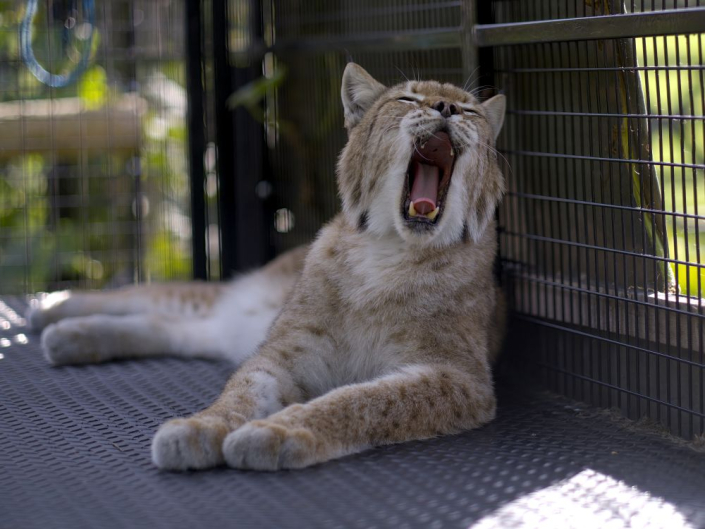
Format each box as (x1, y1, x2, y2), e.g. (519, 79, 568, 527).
(255, 0, 470, 255)
(490, 0, 705, 439)
(0, 0, 193, 294)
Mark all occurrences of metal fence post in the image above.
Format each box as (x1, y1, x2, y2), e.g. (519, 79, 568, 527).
(186, 0, 208, 280)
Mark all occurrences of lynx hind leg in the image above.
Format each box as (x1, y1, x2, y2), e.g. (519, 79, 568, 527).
(26, 288, 150, 332)
(41, 314, 230, 366)
(26, 282, 225, 333)
(27, 245, 307, 333)
(34, 245, 308, 366)
(26, 290, 80, 332)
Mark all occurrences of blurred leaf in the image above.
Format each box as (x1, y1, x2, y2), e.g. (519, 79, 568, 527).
(79, 66, 107, 110)
(227, 66, 287, 117)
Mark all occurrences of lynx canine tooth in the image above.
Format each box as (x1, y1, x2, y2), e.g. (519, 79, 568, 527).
(408, 202, 417, 217)
(426, 207, 440, 221)
(450, 147, 454, 157)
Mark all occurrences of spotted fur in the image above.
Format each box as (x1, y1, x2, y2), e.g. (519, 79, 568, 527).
(28, 63, 507, 471)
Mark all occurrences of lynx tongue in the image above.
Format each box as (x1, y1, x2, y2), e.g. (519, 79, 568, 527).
(410, 161, 439, 215)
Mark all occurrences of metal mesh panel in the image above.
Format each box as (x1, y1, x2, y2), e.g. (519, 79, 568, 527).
(261, 1, 467, 253)
(274, 0, 462, 39)
(493, 0, 705, 23)
(491, 1, 705, 439)
(0, 0, 192, 294)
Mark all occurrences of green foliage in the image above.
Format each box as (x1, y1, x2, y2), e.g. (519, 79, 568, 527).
(637, 35, 705, 296)
(78, 66, 108, 110)
(0, 2, 191, 293)
(227, 65, 287, 120)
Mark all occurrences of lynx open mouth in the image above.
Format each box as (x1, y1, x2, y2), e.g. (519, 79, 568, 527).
(402, 130, 456, 228)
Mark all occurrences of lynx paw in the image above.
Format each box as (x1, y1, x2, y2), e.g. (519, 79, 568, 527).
(151, 417, 230, 471)
(26, 291, 72, 332)
(41, 319, 105, 366)
(26, 306, 48, 332)
(222, 420, 319, 471)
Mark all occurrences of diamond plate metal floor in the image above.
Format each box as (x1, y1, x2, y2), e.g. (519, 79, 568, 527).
(1, 297, 704, 529)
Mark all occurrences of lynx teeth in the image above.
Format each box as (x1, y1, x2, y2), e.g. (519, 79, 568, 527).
(408, 202, 417, 217)
(426, 207, 440, 221)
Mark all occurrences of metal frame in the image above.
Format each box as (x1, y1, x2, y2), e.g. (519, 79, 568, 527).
(212, 0, 239, 278)
(474, 7, 705, 47)
(237, 7, 705, 58)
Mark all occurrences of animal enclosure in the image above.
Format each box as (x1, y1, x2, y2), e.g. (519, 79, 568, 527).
(3, 2, 705, 528)
(1, 0, 704, 446)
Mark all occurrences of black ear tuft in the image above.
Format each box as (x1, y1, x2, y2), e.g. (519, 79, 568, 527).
(358, 211, 369, 232)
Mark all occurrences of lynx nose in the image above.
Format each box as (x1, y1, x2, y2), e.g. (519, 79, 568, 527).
(432, 101, 459, 118)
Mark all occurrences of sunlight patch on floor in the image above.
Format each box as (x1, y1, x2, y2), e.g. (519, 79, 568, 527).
(471, 469, 692, 529)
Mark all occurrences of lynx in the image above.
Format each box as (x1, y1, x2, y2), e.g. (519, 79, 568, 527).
(28, 63, 507, 471)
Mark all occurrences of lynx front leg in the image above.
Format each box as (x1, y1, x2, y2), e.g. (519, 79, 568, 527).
(151, 357, 305, 471)
(222, 363, 496, 471)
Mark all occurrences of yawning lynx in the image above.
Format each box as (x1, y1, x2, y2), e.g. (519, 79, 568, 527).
(27, 63, 507, 471)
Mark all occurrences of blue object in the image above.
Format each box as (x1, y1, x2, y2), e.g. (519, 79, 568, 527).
(20, 0, 95, 88)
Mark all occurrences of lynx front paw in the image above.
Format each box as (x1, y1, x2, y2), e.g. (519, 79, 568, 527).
(222, 420, 319, 471)
(151, 417, 231, 471)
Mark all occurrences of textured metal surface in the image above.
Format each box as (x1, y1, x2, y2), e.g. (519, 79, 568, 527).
(2, 296, 705, 529)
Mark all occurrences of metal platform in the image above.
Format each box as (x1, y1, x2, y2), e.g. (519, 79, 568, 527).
(1, 297, 704, 529)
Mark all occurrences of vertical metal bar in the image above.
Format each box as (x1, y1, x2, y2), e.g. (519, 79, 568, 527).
(662, 33, 676, 432)
(545, 40, 561, 393)
(673, 33, 687, 436)
(186, 0, 208, 280)
(648, 34, 664, 424)
(695, 32, 704, 437)
(212, 0, 237, 278)
(684, 30, 695, 438)
(476, 1, 495, 95)
(576, 39, 592, 402)
(214, 0, 268, 275)
(608, 37, 624, 412)
(126, 4, 142, 284)
(561, 42, 584, 398)
(230, 0, 269, 270)
(535, 41, 550, 386)
(460, 0, 478, 90)
(628, 33, 643, 421)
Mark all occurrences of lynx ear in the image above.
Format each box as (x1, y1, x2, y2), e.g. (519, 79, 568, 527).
(481, 94, 506, 141)
(341, 63, 386, 130)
